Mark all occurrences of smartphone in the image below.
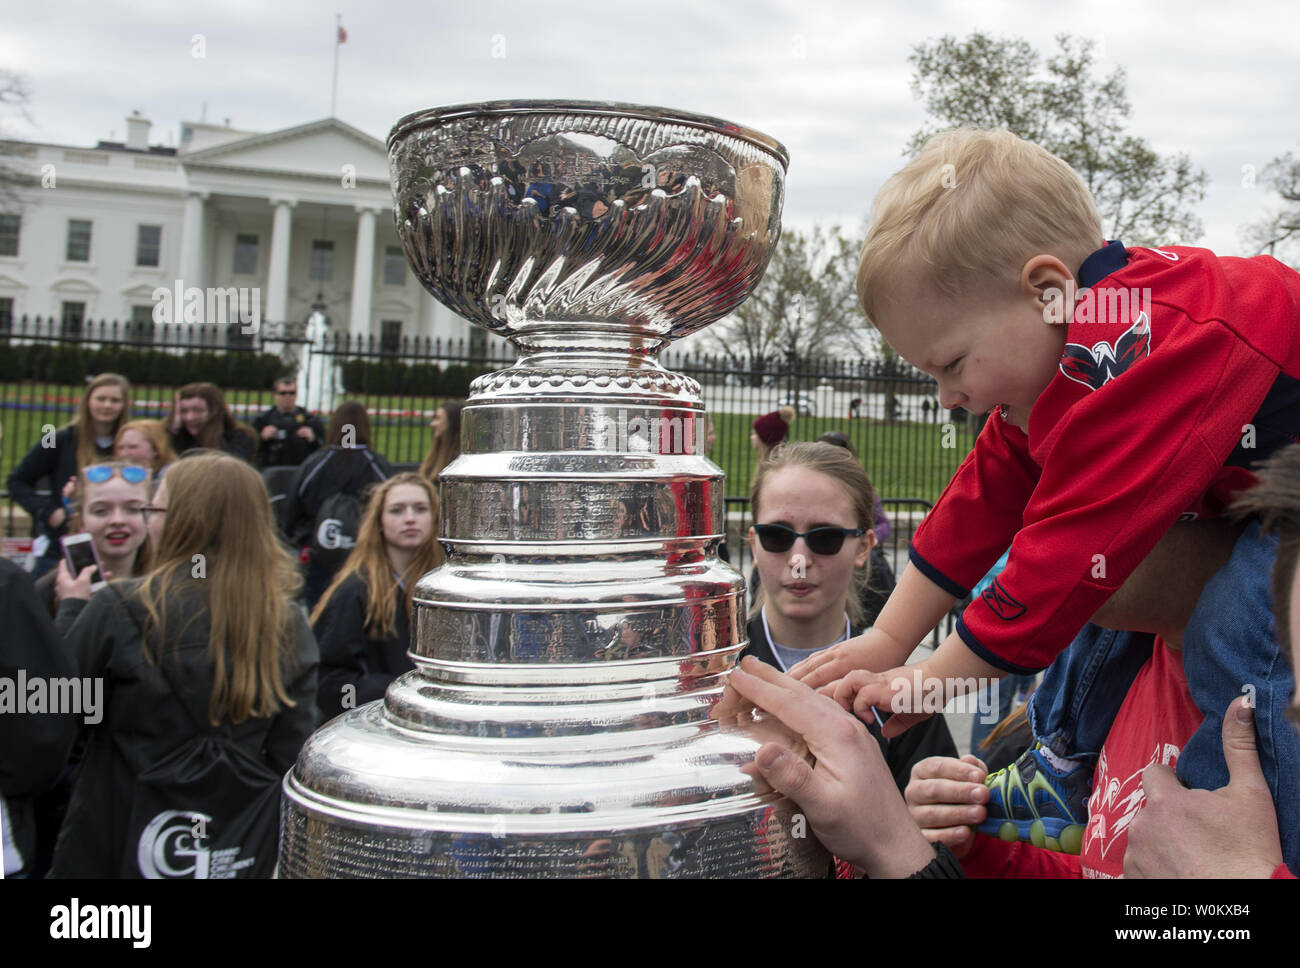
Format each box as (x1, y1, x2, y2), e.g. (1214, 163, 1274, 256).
(61, 533, 106, 591)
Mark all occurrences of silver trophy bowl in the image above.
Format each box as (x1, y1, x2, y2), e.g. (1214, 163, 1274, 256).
(278, 101, 828, 877)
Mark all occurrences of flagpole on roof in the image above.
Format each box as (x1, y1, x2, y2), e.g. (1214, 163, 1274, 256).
(330, 14, 344, 118)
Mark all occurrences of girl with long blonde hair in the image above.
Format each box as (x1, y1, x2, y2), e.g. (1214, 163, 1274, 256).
(6, 372, 132, 577)
(50, 453, 317, 877)
(312, 473, 444, 723)
(74, 373, 133, 471)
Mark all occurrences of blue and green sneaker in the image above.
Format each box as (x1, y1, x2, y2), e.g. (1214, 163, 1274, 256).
(978, 742, 1090, 855)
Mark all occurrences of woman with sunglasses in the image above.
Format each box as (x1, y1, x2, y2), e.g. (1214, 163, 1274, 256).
(7, 373, 132, 577)
(48, 453, 318, 878)
(40, 462, 154, 626)
(744, 442, 956, 799)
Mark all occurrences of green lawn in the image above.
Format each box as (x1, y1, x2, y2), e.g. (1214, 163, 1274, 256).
(3, 382, 978, 507)
(707, 410, 978, 504)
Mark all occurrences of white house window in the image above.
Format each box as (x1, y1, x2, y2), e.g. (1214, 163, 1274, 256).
(66, 220, 92, 262)
(62, 301, 85, 337)
(136, 225, 162, 267)
(234, 234, 259, 274)
(0, 296, 13, 334)
(383, 246, 406, 285)
(310, 240, 334, 280)
(381, 319, 402, 354)
(0, 214, 19, 257)
(130, 304, 153, 341)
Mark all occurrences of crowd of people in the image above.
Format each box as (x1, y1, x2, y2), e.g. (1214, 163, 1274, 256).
(1, 373, 462, 877)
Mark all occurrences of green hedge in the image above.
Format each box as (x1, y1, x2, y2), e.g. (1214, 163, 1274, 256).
(0, 343, 499, 397)
(340, 359, 497, 397)
(0, 343, 286, 389)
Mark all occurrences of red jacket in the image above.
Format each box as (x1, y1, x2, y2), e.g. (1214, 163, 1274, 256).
(911, 243, 1300, 672)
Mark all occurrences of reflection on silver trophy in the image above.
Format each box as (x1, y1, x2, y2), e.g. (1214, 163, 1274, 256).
(278, 101, 829, 877)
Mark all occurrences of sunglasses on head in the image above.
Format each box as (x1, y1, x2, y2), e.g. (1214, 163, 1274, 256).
(85, 465, 149, 485)
(753, 523, 865, 556)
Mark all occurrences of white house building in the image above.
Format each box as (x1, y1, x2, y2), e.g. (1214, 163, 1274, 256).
(0, 111, 478, 352)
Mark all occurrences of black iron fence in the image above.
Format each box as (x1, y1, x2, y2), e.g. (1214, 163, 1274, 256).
(2, 316, 982, 578)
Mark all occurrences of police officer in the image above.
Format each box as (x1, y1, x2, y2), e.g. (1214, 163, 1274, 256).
(253, 376, 326, 468)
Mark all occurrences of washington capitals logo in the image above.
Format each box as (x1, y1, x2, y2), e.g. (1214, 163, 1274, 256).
(1059, 312, 1151, 391)
(981, 578, 1026, 621)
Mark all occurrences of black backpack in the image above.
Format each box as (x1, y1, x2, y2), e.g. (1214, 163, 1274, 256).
(310, 490, 363, 572)
(307, 449, 388, 571)
(110, 588, 282, 879)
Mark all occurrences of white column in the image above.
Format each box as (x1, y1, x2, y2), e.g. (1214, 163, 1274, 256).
(266, 197, 296, 325)
(349, 207, 377, 339)
(178, 191, 208, 290)
(419, 287, 441, 341)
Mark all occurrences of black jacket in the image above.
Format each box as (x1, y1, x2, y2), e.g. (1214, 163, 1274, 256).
(47, 578, 319, 878)
(6, 426, 112, 542)
(312, 571, 411, 724)
(742, 613, 957, 795)
(281, 445, 393, 549)
(169, 425, 258, 463)
(0, 559, 79, 876)
(252, 406, 326, 468)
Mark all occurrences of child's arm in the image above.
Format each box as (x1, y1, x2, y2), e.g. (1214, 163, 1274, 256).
(832, 631, 1008, 738)
(790, 562, 958, 689)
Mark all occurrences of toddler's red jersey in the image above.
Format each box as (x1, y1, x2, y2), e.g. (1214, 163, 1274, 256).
(909, 242, 1300, 672)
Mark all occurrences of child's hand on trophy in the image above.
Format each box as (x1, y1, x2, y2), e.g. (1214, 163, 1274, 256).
(831, 663, 936, 738)
(788, 626, 908, 690)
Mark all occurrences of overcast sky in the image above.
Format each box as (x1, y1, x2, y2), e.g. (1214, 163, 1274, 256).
(4, 0, 1299, 258)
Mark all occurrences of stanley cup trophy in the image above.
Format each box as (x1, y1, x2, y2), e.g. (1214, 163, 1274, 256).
(278, 101, 830, 877)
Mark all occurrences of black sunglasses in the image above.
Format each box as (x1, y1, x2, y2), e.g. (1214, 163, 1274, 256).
(753, 523, 865, 556)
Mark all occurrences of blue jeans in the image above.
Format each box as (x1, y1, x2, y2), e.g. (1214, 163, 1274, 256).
(1176, 521, 1300, 873)
(1027, 624, 1154, 776)
(1026, 522, 1300, 873)
(969, 673, 1039, 753)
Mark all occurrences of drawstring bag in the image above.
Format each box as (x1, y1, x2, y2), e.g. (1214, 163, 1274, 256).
(112, 588, 282, 879)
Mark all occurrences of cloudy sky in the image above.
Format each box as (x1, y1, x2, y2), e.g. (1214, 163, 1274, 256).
(4, 0, 1299, 257)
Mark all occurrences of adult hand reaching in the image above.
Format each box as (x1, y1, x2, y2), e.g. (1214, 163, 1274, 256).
(1124, 696, 1284, 878)
(718, 655, 936, 878)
